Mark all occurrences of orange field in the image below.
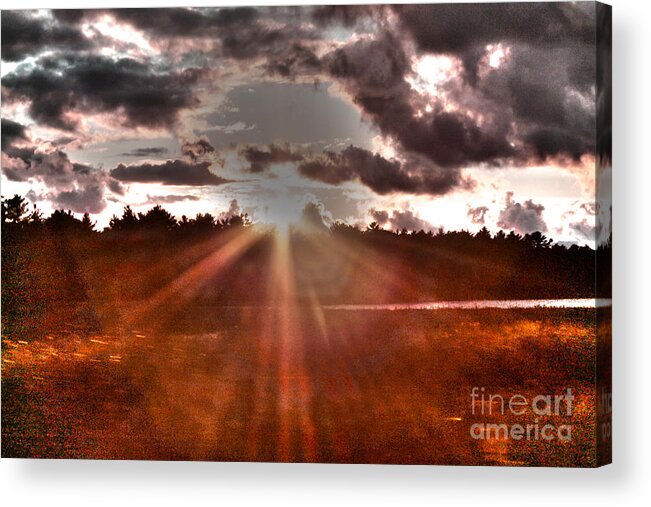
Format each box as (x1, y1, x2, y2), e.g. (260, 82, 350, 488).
(2, 307, 602, 466)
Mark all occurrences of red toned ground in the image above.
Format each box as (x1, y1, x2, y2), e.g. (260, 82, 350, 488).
(2, 308, 600, 466)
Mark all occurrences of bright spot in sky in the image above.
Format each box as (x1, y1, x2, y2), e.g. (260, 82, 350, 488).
(408, 54, 456, 96)
(260, 194, 307, 231)
(82, 16, 155, 57)
(486, 43, 510, 69)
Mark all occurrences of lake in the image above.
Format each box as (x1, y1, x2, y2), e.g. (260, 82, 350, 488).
(324, 298, 612, 311)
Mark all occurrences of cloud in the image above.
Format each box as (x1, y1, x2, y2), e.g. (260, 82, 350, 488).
(2, 54, 204, 131)
(1, 11, 92, 62)
(569, 218, 595, 241)
(83, 7, 260, 39)
(298, 145, 470, 195)
(389, 209, 435, 233)
(181, 139, 215, 162)
(312, 4, 598, 173)
(392, 3, 593, 83)
(369, 207, 435, 233)
(468, 206, 489, 225)
(217, 199, 241, 221)
(239, 144, 303, 173)
(524, 128, 590, 162)
(322, 32, 515, 173)
(118, 147, 170, 157)
(596, 3, 612, 168)
(110, 160, 229, 186)
(2, 145, 123, 214)
(369, 208, 389, 226)
(497, 192, 547, 234)
(57, 7, 319, 63)
(2, 4, 604, 212)
(494, 44, 596, 162)
(219, 22, 317, 62)
(1, 118, 29, 151)
(310, 5, 380, 28)
(50, 181, 106, 214)
(300, 200, 331, 230)
(580, 202, 597, 215)
(264, 43, 322, 78)
(144, 194, 200, 205)
(107, 178, 126, 196)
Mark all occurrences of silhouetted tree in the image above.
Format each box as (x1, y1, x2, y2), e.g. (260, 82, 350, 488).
(218, 213, 251, 229)
(1, 194, 29, 224)
(138, 205, 177, 232)
(45, 209, 95, 234)
(1, 194, 602, 313)
(475, 226, 492, 242)
(108, 205, 139, 233)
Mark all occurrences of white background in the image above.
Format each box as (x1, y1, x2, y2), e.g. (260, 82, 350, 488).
(1, 0, 649, 504)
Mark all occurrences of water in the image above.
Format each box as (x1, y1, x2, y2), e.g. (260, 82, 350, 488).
(323, 298, 612, 311)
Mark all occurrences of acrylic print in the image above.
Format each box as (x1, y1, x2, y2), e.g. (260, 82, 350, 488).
(1, 3, 611, 466)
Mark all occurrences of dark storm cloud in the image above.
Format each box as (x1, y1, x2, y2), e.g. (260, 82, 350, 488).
(181, 139, 215, 162)
(298, 146, 468, 196)
(232, 140, 467, 196)
(497, 192, 547, 235)
(110, 160, 229, 186)
(264, 43, 322, 78)
(524, 128, 589, 162)
(308, 3, 599, 178)
(323, 32, 515, 171)
(55, 7, 318, 63)
(468, 206, 489, 225)
(392, 2, 594, 84)
(239, 144, 303, 173)
(3, 3, 604, 203)
(118, 147, 170, 158)
(219, 23, 317, 61)
(2, 54, 204, 131)
(310, 5, 379, 28)
(483, 44, 596, 162)
(597, 3, 612, 168)
(92, 7, 258, 38)
(1, 11, 92, 62)
(325, 32, 409, 96)
(1, 118, 29, 151)
(386, 3, 598, 163)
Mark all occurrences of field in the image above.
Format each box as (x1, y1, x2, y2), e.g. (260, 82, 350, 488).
(2, 307, 600, 466)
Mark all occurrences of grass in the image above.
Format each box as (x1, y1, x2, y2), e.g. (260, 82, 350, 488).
(2, 307, 599, 465)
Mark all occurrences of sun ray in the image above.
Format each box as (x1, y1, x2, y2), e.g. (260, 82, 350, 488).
(125, 228, 262, 329)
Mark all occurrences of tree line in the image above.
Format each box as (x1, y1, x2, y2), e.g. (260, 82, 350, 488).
(1, 193, 599, 254)
(1, 194, 251, 236)
(1, 194, 610, 338)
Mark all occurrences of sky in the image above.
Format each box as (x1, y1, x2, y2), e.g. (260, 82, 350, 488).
(0, 4, 611, 244)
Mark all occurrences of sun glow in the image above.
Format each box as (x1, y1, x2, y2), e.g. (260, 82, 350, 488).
(486, 43, 511, 69)
(408, 54, 457, 97)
